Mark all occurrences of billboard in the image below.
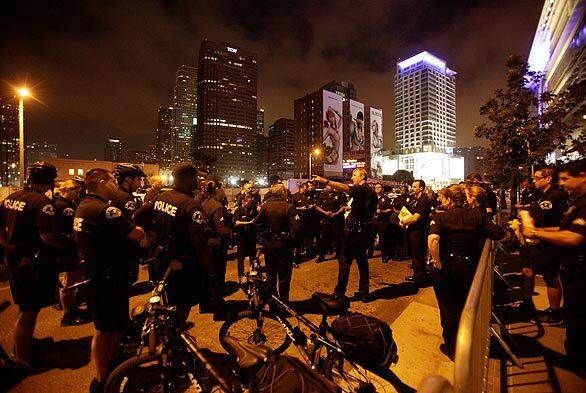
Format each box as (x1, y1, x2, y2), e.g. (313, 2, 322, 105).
(348, 100, 365, 152)
(322, 90, 343, 176)
(369, 107, 383, 179)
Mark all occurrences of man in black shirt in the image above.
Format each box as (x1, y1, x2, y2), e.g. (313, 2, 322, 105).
(402, 179, 432, 286)
(523, 167, 568, 324)
(314, 168, 377, 300)
(0, 162, 69, 368)
(233, 194, 258, 278)
(523, 158, 585, 369)
(236, 183, 300, 301)
(369, 183, 394, 262)
(315, 184, 347, 262)
(74, 168, 145, 391)
(292, 182, 314, 265)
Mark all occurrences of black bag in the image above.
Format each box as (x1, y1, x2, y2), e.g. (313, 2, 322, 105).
(331, 312, 397, 369)
(255, 355, 339, 393)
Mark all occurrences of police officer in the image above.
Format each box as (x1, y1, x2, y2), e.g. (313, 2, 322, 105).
(313, 168, 377, 301)
(516, 176, 539, 210)
(54, 179, 89, 326)
(522, 167, 568, 325)
(74, 168, 145, 392)
(236, 183, 300, 302)
(523, 158, 585, 369)
(428, 185, 505, 358)
(233, 194, 258, 278)
(315, 184, 347, 263)
(305, 180, 321, 256)
(369, 183, 394, 262)
(202, 180, 233, 302)
(466, 173, 497, 217)
(402, 179, 432, 286)
(112, 163, 147, 284)
(292, 182, 313, 265)
(0, 162, 69, 368)
(392, 185, 410, 261)
(133, 163, 221, 320)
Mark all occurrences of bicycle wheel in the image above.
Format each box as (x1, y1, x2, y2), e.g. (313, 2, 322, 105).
(321, 354, 381, 393)
(219, 312, 292, 355)
(104, 353, 205, 393)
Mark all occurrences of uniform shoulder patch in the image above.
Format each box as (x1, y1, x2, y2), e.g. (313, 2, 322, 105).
(42, 204, 55, 216)
(430, 220, 436, 226)
(192, 211, 204, 224)
(539, 200, 553, 210)
(105, 206, 123, 219)
(125, 200, 136, 211)
(571, 218, 586, 226)
(63, 207, 75, 217)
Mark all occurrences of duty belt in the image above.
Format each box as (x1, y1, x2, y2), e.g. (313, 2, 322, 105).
(347, 221, 371, 233)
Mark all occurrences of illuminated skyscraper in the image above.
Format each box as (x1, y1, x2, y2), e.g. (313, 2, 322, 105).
(196, 40, 258, 180)
(269, 118, 295, 180)
(395, 51, 456, 154)
(156, 106, 174, 169)
(172, 65, 197, 163)
(0, 96, 20, 186)
(104, 137, 124, 162)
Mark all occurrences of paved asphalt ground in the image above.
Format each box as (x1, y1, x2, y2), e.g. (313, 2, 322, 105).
(1, 251, 443, 392)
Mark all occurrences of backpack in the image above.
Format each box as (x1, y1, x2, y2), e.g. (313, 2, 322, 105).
(331, 312, 398, 369)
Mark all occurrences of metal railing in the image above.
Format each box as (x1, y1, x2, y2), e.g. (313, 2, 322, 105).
(418, 239, 495, 393)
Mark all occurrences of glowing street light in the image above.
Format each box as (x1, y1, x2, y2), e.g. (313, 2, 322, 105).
(17, 87, 31, 187)
(308, 147, 321, 179)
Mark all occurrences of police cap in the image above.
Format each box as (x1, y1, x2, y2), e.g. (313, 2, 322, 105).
(114, 163, 147, 181)
(172, 162, 199, 182)
(27, 161, 58, 184)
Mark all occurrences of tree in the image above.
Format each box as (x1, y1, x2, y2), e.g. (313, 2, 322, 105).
(390, 169, 414, 185)
(474, 55, 579, 210)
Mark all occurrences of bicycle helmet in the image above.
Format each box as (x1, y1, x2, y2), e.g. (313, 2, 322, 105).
(27, 161, 58, 184)
(114, 163, 147, 181)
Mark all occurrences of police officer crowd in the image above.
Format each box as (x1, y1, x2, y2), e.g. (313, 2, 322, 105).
(0, 158, 584, 391)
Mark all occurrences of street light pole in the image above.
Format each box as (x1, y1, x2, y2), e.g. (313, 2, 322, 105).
(18, 95, 25, 188)
(309, 152, 312, 180)
(308, 148, 321, 180)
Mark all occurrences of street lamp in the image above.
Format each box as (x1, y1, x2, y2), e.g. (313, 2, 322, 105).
(308, 148, 321, 179)
(17, 88, 31, 187)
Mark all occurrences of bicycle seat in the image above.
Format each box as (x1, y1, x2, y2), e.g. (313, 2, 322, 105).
(312, 292, 350, 316)
(222, 336, 271, 373)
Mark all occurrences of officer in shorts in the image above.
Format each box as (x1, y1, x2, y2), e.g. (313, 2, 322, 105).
(0, 162, 70, 368)
(74, 168, 145, 392)
(54, 179, 89, 326)
(133, 163, 221, 320)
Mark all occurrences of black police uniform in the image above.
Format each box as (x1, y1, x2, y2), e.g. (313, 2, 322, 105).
(133, 189, 217, 310)
(54, 195, 80, 272)
(111, 187, 142, 284)
(202, 196, 233, 297)
(558, 193, 586, 364)
(392, 193, 410, 260)
(74, 195, 136, 332)
(251, 197, 300, 302)
(0, 188, 59, 311)
(334, 183, 377, 296)
(406, 193, 432, 283)
(524, 186, 568, 287)
(233, 204, 258, 277)
(429, 207, 505, 354)
(316, 189, 347, 260)
(520, 186, 540, 207)
(370, 193, 394, 260)
(480, 182, 498, 217)
(305, 188, 321, 255)
(292, 191, 314, 262)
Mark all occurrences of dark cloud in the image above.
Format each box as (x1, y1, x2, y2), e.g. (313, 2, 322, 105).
(0, 0, 543, 158)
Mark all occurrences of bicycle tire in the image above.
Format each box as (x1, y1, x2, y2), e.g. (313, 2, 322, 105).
(104, 353, 205, 393)
(321, 354, 378, 393)
(219, 312, 292, 355)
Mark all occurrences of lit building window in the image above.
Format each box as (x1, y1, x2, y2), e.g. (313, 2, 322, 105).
(68, 169, 74, 176)
(77, 169, 84, 176)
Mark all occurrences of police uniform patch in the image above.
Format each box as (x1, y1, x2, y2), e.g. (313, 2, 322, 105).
(572, 218, 586, 226)
(42, 204, 55, 216)
(295, 214, 300, 221)
(105, 206, 123, 219)
(539, 200, 553, 210)
(430, 220, 436, 226)
(125, 200, 136, 211)
(192, 211, 203, 224)
(63, 207, 75, 217)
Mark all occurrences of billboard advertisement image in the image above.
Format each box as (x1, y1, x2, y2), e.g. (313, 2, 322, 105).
(370, 107, 383, 179)
(322, 90, 343, 176)
(349, 100, 365, 152)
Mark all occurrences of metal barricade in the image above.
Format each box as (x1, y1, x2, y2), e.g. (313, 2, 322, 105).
(453, 239, 494, 392)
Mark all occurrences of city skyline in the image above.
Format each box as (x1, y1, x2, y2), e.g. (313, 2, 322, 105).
(0, 1, 544, 159)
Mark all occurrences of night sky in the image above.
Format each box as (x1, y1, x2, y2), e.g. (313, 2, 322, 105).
(0, 0, 543, 159)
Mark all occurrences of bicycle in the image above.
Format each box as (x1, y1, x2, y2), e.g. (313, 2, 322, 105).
(219, 250, 401, 393)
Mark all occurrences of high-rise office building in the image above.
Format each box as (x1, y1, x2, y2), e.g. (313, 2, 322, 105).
(104, 137, 124, 162)
(269, 118, 295, 180)
(172, 65, 197, 163)
(294, 89, 325, 178)
(156, 106, 174, 169)
(255, 109, 267, 181)
(27, 141, 58, 164)
(321, 80, 357, 100)
(0, 96, 20, 186)
(395, 51, 456, 154)
(450, 146, 486, 177)
(196, 40, 258, 180)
